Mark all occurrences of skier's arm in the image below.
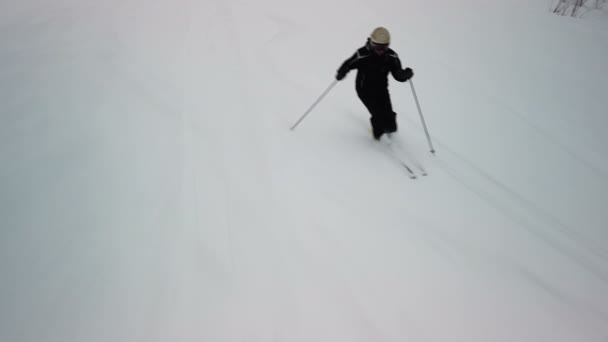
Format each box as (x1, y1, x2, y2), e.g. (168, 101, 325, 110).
(389, 53, 413, 82)
(336, 51, 360, 80)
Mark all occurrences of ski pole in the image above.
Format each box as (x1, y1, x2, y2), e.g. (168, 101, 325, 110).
(409, 79, 435, 154)
(290, 79, 338, 131)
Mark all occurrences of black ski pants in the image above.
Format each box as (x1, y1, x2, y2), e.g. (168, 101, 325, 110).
(356, 87, 397, 138)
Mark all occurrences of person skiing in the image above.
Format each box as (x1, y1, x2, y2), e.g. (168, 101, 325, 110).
(336, 27, 414, 140)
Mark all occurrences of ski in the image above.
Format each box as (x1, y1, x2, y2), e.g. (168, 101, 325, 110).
(397, 158, 417, 179)
(377, 137, 418, 179)
(386, 135, 428, 177)
(411, 160, 427, 176)
(386, 150, 417, 179)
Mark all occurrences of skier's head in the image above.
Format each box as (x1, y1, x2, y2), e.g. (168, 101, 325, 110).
(369, 27, 390, 55)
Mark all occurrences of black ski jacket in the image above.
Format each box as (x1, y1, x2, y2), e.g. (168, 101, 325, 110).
(337, 40, 411, 92)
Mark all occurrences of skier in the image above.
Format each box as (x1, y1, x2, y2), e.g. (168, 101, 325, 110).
(336, 27, 414, 140)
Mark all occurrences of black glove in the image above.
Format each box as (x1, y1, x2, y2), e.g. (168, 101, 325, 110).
(336, 70, 346, 81)
(403, 67, 413, 81)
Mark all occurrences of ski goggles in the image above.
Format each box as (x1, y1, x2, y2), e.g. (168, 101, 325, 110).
(370, 41, 389, 53)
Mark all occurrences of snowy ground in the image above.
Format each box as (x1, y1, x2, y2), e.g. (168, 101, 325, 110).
(1, 0, 608, 341)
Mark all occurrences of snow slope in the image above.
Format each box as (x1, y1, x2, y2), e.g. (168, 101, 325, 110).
(1, 0, 607, 341)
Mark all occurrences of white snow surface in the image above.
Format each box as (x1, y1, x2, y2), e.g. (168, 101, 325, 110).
(1, 0, 608, 341)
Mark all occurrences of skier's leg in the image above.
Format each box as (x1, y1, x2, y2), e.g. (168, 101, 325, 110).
(368, 100, 385, 140)
(370, 115, 385, 140)
(379, 89, 397, 134)
(358, 90, 384, 139)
